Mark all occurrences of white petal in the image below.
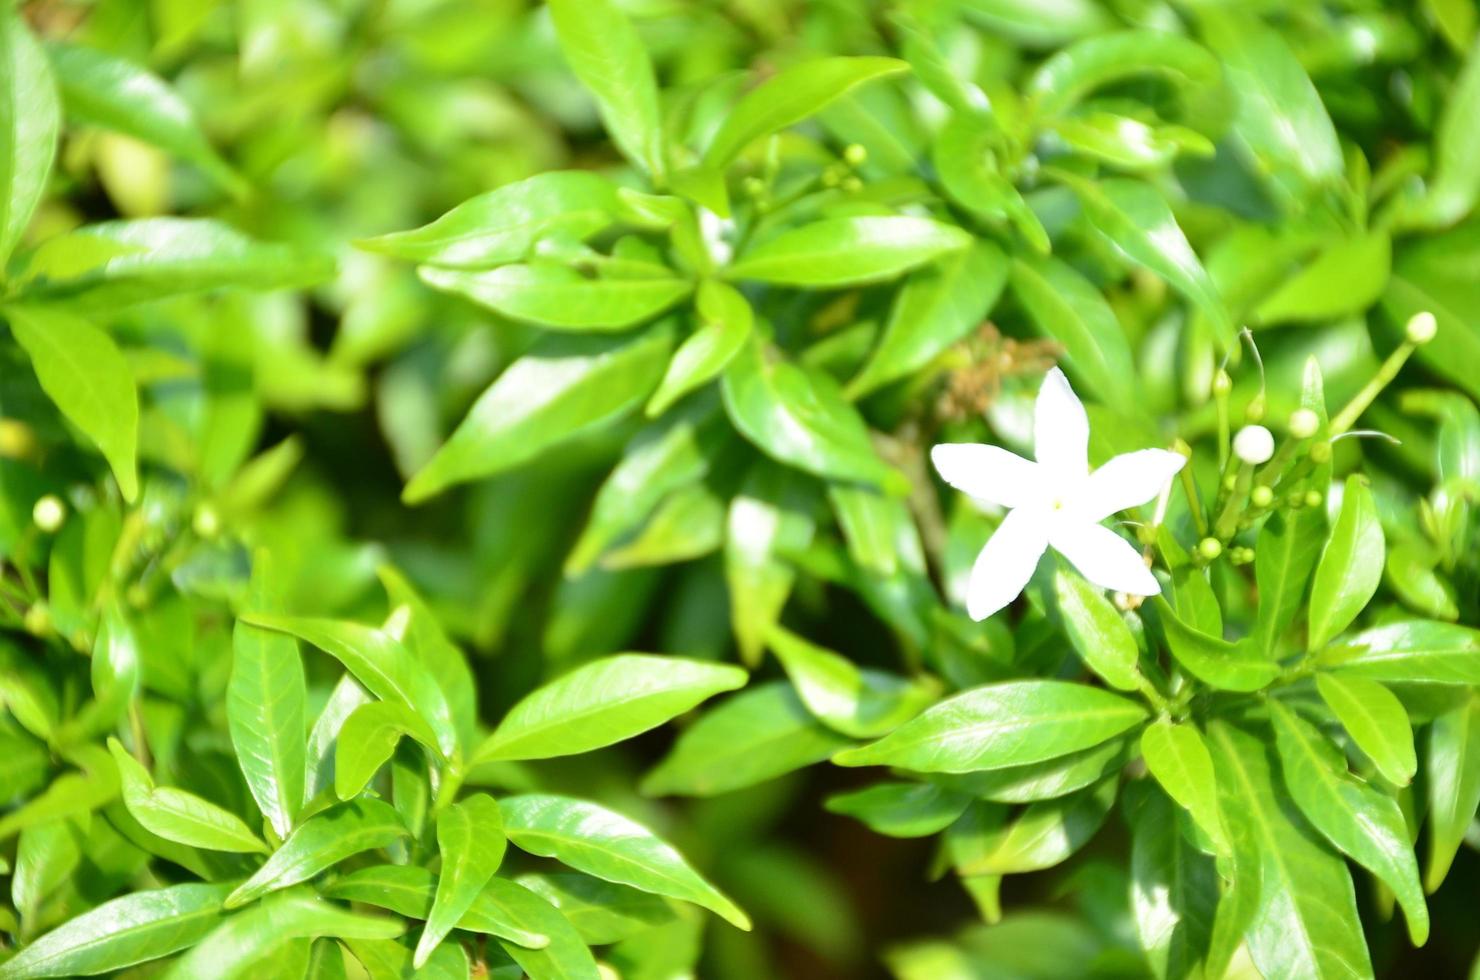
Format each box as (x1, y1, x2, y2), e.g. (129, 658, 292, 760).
(1078, 449, 1187, 523)
(930, 444, 1043, 509)
(1034, 367, 1089, 483)
(966, 508, 1048, 621)
(1050, 522, 1159, 596)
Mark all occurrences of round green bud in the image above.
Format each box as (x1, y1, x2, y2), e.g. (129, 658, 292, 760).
(843, 143, 868, 167)
(1197, 537, 1223, 560)
(1233, 424, 1275, 465)
(840, 175, 863, 193)
(23, 602, 50, 636)
(193, 503, 221, 539)
(1405, 310, 1437, 345)
(1304, 489, 1323, 509)
(1211, 370, 1232, 396)
(1223, 474, 1238, 491)
(32, 494, 65, 533)
(1230, 546, 1254, 565)
(1288, 408, 1320, 439)
(1288, 490, 1306, 508)
(0, 419, 35, 459)
(821, 166, 842, 188)
(741, 176, 766, 198)
(1310, 440, 1332, 463)
(1251, 485, 1274, 508)
(1244, 395, 1266, 423)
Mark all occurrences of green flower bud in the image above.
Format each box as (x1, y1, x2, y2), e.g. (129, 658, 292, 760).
(1251, 485, 1273, 508)
(840, 175, 863, 193)
(32, 494, 65, 533)
(1405, 310, 1437, 345)
(843, 143, 868, 167)
(741, 176, 766, 198)
(23, 601, 50, 636)
(1245, 393, 1266, 422)
(1197, 537, 1223, 560)
(0, 419, 36, 459)
(1288, 490, 1305, 508)
(1288, 408, 1320, 439)
(1310, 440, 1332, 463)
(1211, 370, 1232, 396)
(193, 503, 221, 539)
(1304, 489, 1323, 509)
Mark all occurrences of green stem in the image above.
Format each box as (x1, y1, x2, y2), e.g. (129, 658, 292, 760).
(1329, 338, 1419, 435)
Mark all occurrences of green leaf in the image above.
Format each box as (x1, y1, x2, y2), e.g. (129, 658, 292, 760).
(641, 681, 848, 797)
(704, 57, 908, 167)
(230, 551, 307, 839)
(1155, 599, 1280, 692)
(333, 701, 433, 800)
(1268, 701, 1428, 945)
(6, 305, 139, 502)
(827, 483, 925, 577)
(322, 865, 546, 950)
(1064, 176, 1233, 350)
(358, 172, 624, 269)
(1394, 36, 1480, 229)
(45, 42, 238, 191)
(646, 280, 753, 416)
(416, 794, 507, 967)
(1027, 30, 1219, 118)
(482, 878, 600, 980)
(932, 114, 1050, 254)
(1251, 233, 1391, 326)
(0, 881, 233, 980)
(848, 241, 1007, 398)
(404, 325, 673, 503)
(1207, 720, 1372, 980)
(725, 216, 972, 288)
(225, 800, 408, 908)
(501, 794, 750, 930)
(955, 779, 1117, 874)
(0, 11, 59, 267)
(516, 872, 674, 946)
(108, 740, 268, 854)
(1319, 620, 1480, 684)
(930, 739, 1125, 804)
(472, 654, 746, 765)
(16, 218, 334, 309)
(1053, 568, 1141, 691)
(724, 463, 817, 665)
(547, 0, 665, 178)
(1308, 477, 1384, 650)
(419, 264, 691, 331)
(1139, 718, 1228, 855)
(722, 337, 904, 492)
(832, 679, 1147, 774)
(768, 625, 936, 739)
(1314, 673, 1417, 787)
(1128, 784, 1218, 980)
(243, 612, 457, 760)
(1010, 255, 1139, 407)
(1253, 506, 1325, 656)
(825, 781, 970, 838)
(338, 936, 466, 980)
(959, 0, 1113, 47)
(1198, 8, 1343, 196)
(1424, 694, 1480, 891)
(376, 566, 479, 757)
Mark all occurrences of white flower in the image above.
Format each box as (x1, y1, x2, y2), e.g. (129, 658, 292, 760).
(932, 367, 1186, 621)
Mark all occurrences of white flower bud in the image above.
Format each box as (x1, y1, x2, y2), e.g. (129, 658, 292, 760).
(32, 494, 65, 532)
(1288, 408, 1320, 439)
(1233, 424, 1275, 465)
(1405, 311, 1437, 345)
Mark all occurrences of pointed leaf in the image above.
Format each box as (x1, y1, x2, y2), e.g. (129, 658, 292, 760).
(419, 264, 691, 331)
(824, 782, 970, 838)
(1320, 620, 1480, 684)
(1011, 254, 1139, 407)
(768, 625, 936, 738)
(0, 11, 59, 266)
(725, 216, 972, 288)
(1425, 694, 1480, 891)
(645, 280, 752, 416)
(1128, 783, 1218, 980)
(225, 800, 407, 908)
(1054, 568, 1142, 691)
(1156, 598, 1280, 692)
(108, 740, 268, 854)
(1308, 477, 1384, 650)
(1315, 673, 1416, 787)
(322, 864, 546, 949)
(416, 794, 507, 966)
(1139, 718, 1227, 855)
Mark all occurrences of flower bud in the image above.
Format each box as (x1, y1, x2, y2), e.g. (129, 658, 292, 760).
(1251, 485, 1273, 508)
(23, 601, 50, 636)
(1288, 490, 1305, 508)
(1197, 537, 1223, 560)
(1211, 370, 1232, 396)
(1288, 408, 1320, 439)
(1310, 441, 1332, 464)
(1244, 394, 1266, 423)
(1405, 310, 1437, 345)
(1304, 489, 1323, 509)
(32, 494, 65, 533)
(193, 503, 221, 539)
(840, 175, 863, 193)
(1233, 424, 1274, 465)
(843, 143, 868, 167)
(741, 176, 766, 198)
(0, 419, 36, 459)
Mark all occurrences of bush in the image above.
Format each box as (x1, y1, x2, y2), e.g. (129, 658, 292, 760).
(1, 1, 1478, 977)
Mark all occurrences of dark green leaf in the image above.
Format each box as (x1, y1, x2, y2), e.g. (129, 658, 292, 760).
(1253, 506, 1324, 657)
(825, 781, 970, 838)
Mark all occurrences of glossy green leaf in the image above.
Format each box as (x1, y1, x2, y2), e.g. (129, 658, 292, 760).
(6, 305, 139, 502)
(17, 218, 334, 309)
(725, 216, 971, 288)
(646, 280, 753, 416)
(404, 325, 673, 503)
(547, 0, 665, 178)
(1308, 477, 1384, 650)
(642, 681, 848, 797)
(848, 241, 1007, 397)
(930, 739, 1126, 804)
(956, 779, 1117, 875)
(322, 865, 546, 949)
(722, 337, 904, 491)
(1253, 506, 1325, 656)
(482, 878, 599, 980)
(359, 172, 623, 269)
(243, 612, 456, 760)
(338, 936, 467, 980)
(704, 56, 906, 166)
(420, 264, 691, 331)
(0, 882, 233, 980)
(1315, 673, 1417, 787)
(1155, 598, 1281, 692)
(1053, 568, 1141, 691)
(833, 680, 1147, 774)
(1028, 30, 1219, 118)
(516, 872, 674, 946)
(768, 625, 936, 739)
(45, 41, 238, 190)
(1128, 784, 1218, 980)
(501, 794, 750, 930)
(230, 551, 306, 839)
(1207, 720, 1372, 980)
(724, 463, 817, 665)
(1251, 233, 1391, 326)
(416, 794, 507, 967)
(333, 701, 432, 800)
(1268, 701, 1428, 945)
(0, 11, 59, 267)
(376, 566, 479, 757)
(225, 799, 407, 908)
(1395, 36, 1480, 228)
(472, 654, 745, 764)
(108, 740, 268, 854)
(1320, 620, 1480, 684)
(1424, 694, 1480, 891)
(1139, 718, 1228, 855)
(825, 781, 970, 838)
(1010, 255, 1138, 407)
